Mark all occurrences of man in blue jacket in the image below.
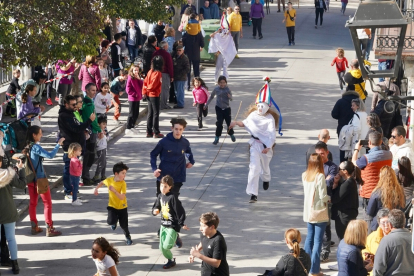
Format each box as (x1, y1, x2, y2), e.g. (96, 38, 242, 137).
(150, 118, 195, 197)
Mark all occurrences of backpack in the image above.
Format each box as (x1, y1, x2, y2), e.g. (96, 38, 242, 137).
(338, 113, 360, 151)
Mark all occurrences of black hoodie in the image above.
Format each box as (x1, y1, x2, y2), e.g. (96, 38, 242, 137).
(57, 105, 92, 151)
(152, 192, 186, 232)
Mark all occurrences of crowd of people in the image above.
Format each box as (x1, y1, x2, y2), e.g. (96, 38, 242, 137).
(1, 1, 414, 276)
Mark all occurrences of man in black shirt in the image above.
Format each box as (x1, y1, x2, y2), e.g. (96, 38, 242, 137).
(189, 212, 229, 276)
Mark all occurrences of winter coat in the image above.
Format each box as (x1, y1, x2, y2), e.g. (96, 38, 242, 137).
(331, 91, 360, 135)
(0, 167, 26, 224)
(142, 43, 157, 74)
(265, 249, 311, 276)
(126, 76, 143, 102)
(78, 64, 101, 92)
(58, 105, 92, 151)
(173, 53, 190, 81)
(337, 240, 368, 276)
(331, 177, 359, 220)
(373, 99, 394, 139)
(150, 132, 195, 182)
(344, 69, 366, 100)
(182, 32, 205, 61)
(125, 25, 143, 48)
(152, 49, 174, 78)
(6, 77, 20, 95)
(153, 25, 165, 46)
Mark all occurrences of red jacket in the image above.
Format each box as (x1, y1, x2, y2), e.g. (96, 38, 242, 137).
(152, 49, 174, 78)
(143, 70, 162, 98)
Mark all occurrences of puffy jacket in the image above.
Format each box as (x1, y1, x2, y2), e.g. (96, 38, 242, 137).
(173, 53, 190, 81)
(374, 99, 395, 139)
(150, 132, 195, 182)
(390, 140, 414, 172)
(337, 240, 368, 276)
(361, 227, 385, 276)
(182, 32, 205, 61)
(142, 43, 156, 74)
(143, 69, 162, 98)
(0, 167, 26, 224)
(344, 69, 366, 100)
(6, 77, 20, 95)
(126, 75, 143, 101)
(331, 91, 360, 135)
(82, 96, 101, 134)
(58, 105, 92, 151)
(265, 248, 311, 276)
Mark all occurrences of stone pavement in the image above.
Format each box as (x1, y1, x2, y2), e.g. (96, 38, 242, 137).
(2, 1, 376, 275)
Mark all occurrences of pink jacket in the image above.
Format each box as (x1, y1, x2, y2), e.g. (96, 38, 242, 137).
(78, 64, 101, 92)
(192, 86, 209, 104)
(126, 75, 143, 101)
(70, 158, 82, 177)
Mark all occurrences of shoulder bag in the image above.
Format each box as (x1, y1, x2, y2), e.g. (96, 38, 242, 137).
(292, 254, 308, 275)
(27, 148, 49, 194)
(308, 174, 329, 221)
(358, 82, 368, 97)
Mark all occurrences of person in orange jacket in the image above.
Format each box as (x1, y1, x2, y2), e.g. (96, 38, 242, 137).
(143, 56, 164, 138)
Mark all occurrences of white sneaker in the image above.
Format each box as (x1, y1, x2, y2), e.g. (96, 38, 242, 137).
(72, 199, 83, 206)
(64, 195, 72, 200)
(125, 129, 133, 135)
(79, 199, 89, 203)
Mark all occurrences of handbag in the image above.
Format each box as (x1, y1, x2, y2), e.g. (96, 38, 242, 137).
(27, 148, 49, 194)
(308, 175, 329, 221)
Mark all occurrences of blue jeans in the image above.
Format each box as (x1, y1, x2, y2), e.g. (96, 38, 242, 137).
(127, 44, 138, 62)
(1, 222, 17, 260)
(378, 61, 387, 82)
(305, 222, 327, 274)
(366, 33, 375, 60)
(63, 153, 72, 195)
(174, 80, 186, 107)
(70, 175, 80, 201)
(341, 2, 347, 13)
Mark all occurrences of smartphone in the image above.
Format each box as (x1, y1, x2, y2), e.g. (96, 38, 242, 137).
(360, 139, 369, 146)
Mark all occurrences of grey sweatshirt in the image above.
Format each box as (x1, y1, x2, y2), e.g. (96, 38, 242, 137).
(206, 86, 232, 110)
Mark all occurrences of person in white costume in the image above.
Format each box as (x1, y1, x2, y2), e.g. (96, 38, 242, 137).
(230, 77, 279, 202)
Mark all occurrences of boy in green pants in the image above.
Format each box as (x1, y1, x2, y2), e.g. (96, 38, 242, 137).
(152, 175, 189, 269)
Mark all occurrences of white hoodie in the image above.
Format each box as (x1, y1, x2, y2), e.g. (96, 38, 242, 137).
(390, 140, 414, 172)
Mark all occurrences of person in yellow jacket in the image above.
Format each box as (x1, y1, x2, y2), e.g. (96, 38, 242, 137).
(282, 2, 296, 46)
(229, 6, 243, 58)
(361, 208, 391, 276)
(344, 59, 367, 101)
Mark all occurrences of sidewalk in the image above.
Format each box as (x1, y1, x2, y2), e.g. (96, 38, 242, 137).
(4, 93, 148, 216)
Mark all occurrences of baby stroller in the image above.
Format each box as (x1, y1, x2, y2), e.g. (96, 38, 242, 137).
(0, 112, 38, 167)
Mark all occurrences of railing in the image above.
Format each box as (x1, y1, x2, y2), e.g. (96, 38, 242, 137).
(0, 68, 13, 87)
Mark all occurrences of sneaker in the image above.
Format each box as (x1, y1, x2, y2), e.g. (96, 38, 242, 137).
(263, 181, 269, 190)
(230, 134, 236, 142)
(259, 35, 263, 39)
(173, 105, 184, 109)
(125, 129, 135, 135)
(72, 199, 83, 206)
(249, 195, 258, 203)
(163, 258, 176, 269)
(198, 127, 203, 131)
(92, 176, 101, 183)
(64, 194, 72, 200)
(235, 54, 240, 59)
(146, 132, 153, 138)
(153, 133, 164, 138)
(213, 136, 219, 145)
(111, 224, 117, 231)
(46, 226, 62, 237)
(288, 42, 291, 46)
(320, 251, 329, 262)
(330, 241, 335, 246)
(46, 98, 53, 106)
(10, 114, 16, 118)
(328, 264, 339, 271)
(175, 234, 183, 248)
(82, 179, 95, 186)
(125, 236, 133, 245)
(292, 41, 295, 46)
(79, 199, 89, 203)
(55, 97, 59, 102)
(79, 182, 84, 186)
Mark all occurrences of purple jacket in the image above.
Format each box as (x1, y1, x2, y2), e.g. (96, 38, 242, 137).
(126, 75, 143, 101)
(18, 95, 40, 120)
(250, 3, 265, 18)
(78, 64, 101, 92)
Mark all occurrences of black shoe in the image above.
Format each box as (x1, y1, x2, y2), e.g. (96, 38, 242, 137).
(1, 258, 12, 267)
(173, 105, 184, 109)
(277, 9, 281, 12)
(82, 179, 95, 186)
(259, 35, 263, 39)
(249, 195, 257, 203)
(263, 181, 269, 190)
(330, 241, 335, 246)
(11, 260, 19, 275)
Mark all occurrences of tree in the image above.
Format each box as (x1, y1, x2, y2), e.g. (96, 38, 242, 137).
(0, 0, 185, 68)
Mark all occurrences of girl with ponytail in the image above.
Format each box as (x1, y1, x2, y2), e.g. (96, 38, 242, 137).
(260, 228, 311, 276)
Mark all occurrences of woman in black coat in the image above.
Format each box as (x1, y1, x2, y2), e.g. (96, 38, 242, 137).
(142, 35, 157, 76)
(261, 228, 310, 276)
(331, 161, 360, 240)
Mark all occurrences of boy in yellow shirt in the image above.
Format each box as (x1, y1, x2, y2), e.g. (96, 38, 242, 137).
(94, 162, 132, 245)
(282, 2, 296, 46)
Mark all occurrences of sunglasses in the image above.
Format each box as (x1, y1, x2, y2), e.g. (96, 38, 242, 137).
(391, 135, 397, 139)
(70, 103, 77, 107)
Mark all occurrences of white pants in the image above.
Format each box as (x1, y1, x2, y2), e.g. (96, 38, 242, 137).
(246, 141, 273, 196)
(215, 54, 228, 83)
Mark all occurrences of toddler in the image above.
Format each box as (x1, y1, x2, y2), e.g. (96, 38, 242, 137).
(163, 27, 176, 53)
(91, 237, 120, 276)
(331, 48, 349, 91)
(93, 115, 108, 183)
(68, 143, 88, 206)
(192, 77, 210, 130)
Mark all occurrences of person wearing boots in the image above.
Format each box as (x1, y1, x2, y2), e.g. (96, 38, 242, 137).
(0, 132, 26, 275)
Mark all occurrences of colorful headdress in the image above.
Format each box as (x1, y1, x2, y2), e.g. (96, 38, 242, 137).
(220, 11, 231, 30)
(255, 77, 283, 136)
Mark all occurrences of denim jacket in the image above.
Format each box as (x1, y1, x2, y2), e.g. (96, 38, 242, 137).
(30, 143, 60, 179)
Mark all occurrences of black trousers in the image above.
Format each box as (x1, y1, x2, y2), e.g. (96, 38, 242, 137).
(1, 224, 10, 262)
(252, 18, 263, 37)
(107, 207, 130, 238)
(46, 68, 54, 99)
(315, 8, 324, 25)
(360, 38, 369, 59)
(156, 180, 183, 197)
(82, 133, 97, 182)
(169, 81, 176, 104)
(322, 203, 332, 254)
(187, 59, 200, 88)
(113, 69, 120, 78)
(196, 103, 208, 128)
(215, 106, 234, 137)
(286, 26, 295, 43)
(147, 97, 160, 135)
(335, 214, 355, 240)
(127, 101, 140, 129)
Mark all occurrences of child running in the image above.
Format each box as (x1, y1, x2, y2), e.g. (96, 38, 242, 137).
(91, 237, 120, 276)
(94, 82, 112, 118)
(192, 77, 210, 130)
(93, 115, 108, 183)
(331, 48, 349, 91)
(68, 142, 88, 206)
(153, 175, 189, 269)
(94, 162, 133, 245)
(205, 76, 235, 145)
